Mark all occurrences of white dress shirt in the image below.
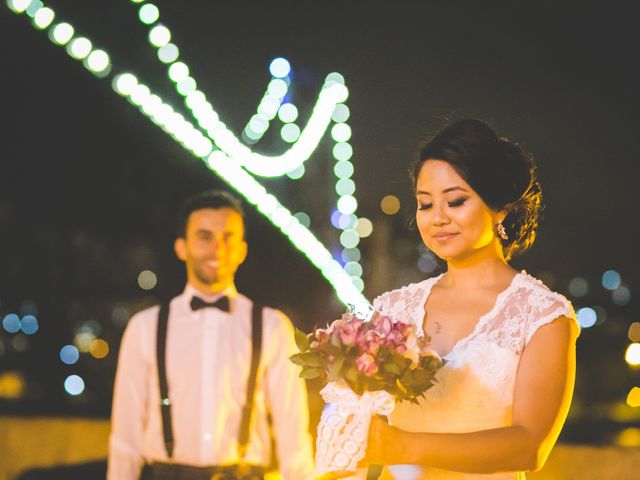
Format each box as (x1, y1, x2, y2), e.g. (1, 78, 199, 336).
(107, 284, 315, 480)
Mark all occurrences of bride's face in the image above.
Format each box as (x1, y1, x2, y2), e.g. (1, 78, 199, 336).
(415, 159, 502, 262)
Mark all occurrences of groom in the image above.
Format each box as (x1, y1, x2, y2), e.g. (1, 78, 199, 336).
(107, 190, 315, 480)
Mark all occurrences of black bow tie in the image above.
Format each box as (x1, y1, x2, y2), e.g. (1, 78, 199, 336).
(190, 295, 230, 312)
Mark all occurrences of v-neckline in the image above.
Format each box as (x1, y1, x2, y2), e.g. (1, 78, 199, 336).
(419, 270, 523, 359)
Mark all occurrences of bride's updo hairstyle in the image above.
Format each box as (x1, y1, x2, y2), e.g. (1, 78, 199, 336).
(413, 119, 542, 260)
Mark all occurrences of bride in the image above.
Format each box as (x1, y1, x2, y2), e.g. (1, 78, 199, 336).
(362, 119, 579, 479)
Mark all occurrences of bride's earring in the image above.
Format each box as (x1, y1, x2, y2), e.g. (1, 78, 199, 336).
(496, 222, 508, 241)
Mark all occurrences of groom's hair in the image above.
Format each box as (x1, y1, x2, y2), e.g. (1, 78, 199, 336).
(176, 190, 245, 238)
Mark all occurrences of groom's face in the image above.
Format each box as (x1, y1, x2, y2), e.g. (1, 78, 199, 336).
(174, 207, 247, 294)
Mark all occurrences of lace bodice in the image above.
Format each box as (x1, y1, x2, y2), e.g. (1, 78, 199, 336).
(372, 271, 578, 480)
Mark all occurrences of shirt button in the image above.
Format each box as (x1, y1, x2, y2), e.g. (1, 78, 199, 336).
(204, 432, 212, 441)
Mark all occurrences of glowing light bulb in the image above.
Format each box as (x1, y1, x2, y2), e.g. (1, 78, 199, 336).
(50, 22, 74, 45)
(269, 57, 291, 78)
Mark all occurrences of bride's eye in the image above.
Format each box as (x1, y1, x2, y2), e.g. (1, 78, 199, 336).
(417, 203, 432, 211)
(448, 197, 468, 208)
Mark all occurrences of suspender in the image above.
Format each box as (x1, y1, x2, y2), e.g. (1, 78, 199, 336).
(238, 302, 263, 458)
(156, 301, 174, 458)
(155, 300, 263, 460)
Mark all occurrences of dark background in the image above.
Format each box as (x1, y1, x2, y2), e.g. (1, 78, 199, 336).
(1, 1, 639, 445)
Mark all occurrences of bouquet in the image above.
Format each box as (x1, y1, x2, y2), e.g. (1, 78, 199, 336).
(290, 307, 443, 476)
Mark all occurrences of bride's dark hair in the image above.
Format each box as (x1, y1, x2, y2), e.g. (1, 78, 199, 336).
(412, 119, 542, 260)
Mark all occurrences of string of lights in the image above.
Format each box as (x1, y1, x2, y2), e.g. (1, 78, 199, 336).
(7, 0, 369, 303)
(126, 0, 369, 290)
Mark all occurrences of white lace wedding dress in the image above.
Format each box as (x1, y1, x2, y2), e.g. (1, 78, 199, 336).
(371, 271, 578, 480)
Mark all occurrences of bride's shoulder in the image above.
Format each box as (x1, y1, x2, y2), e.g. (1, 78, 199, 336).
(515, 270, 575, 314)
(372, 275, 442, 314)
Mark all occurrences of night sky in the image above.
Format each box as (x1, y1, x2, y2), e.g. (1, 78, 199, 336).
(1, 1, 639, 442)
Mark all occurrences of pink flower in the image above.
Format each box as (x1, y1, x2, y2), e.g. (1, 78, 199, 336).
(383, 329, 404, 348)
(338, 322, 357, 346)
(357, 329, 382, 356)
(315, 328, 329, 341)
(355, 353, 379, 377)
(372, 314, 393, 336)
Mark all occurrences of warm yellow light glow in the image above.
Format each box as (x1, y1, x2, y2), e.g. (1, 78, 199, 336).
(89, 339, 109, 359)
(380, 195, 400, 215)
(625, 343, 640, 366)
(355, 218, 373, 238)
(629, 323, 640, 343)
(627, 387, 640, 408)
(74, 332, 95, 353)
(0, 371, 25, 399)
(616, 427, 640, 447)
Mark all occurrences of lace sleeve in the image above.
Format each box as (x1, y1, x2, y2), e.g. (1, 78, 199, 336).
(525, 287, 579, 345)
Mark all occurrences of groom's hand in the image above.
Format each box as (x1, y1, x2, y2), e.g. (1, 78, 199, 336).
(364, 415, 397, 465)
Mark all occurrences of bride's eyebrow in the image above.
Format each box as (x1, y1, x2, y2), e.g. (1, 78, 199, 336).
(416, 186, 469, 195)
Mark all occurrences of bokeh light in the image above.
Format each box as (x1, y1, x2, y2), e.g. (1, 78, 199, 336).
(12, 335, 29, 352)
(331, 123, 352, 142)
(278, 103, 298, 123)
(331, 104, 350, 123)
(355, 218, 373, 238)
(60, 345, 80, 365)
(341, 248, 361, 263)
(344, 261, 363, 277)
(8, 0, 31, 14)
(576, 307, 597, 328)
(112, 305, 130, 326)
(337, 195, 357, 215)
(20, 315, 38, 335)
(332, 142, 353, 161)
(89, 339, 109, 359)
(351, 277, 364, 292)
(336, 178, 356, 196)
(149, 25, 171, 47)
(340, 230, 360, 248)
(138, 270, 158, 290)
(625, 343, 640, 366)
(629, 323, 640, 342)
(286, 165, 305, 180)
(612, 286, 631, 306)
(293, 212, 311, 228)
(2, 314, 21, 334)
(602, 269, 621, 290)
(616, 427, 640, 447)
(281, 123, 301, 143)
(33, 6, 55, 29)
(627, 387, 640, 408)
(158, 43, 179, 63)
(67, 37, 92, 60)
(64, 375, 85, 396)
(139, 3, 160, 24)
(49, 22, 74, 45)
(0, 371, 25, 399)
(568, 277, 588, 297)
(85, 49, 110, 74)
(25, 0, 43, 17)
(168, 62, 189, 82)
(380, 195, 401, 215)
(334, 161, 354, 179)
(269, 57, 291, 78)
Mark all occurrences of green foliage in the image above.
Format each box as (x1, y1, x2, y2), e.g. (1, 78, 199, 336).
(289, 325, 444, 403)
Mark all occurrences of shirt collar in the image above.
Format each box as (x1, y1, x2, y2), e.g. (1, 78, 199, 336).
(183, 283, 238, 303)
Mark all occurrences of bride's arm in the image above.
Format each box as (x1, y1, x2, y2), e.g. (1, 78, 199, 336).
(365, 315, 578, 474)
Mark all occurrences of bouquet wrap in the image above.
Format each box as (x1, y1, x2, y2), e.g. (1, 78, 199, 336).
(315, 381, 395, 475)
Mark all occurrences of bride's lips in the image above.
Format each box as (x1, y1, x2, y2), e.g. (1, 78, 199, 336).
(432, 232, 459, 241)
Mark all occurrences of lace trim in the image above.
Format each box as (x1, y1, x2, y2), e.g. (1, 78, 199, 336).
(524, 300, 577, 345)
